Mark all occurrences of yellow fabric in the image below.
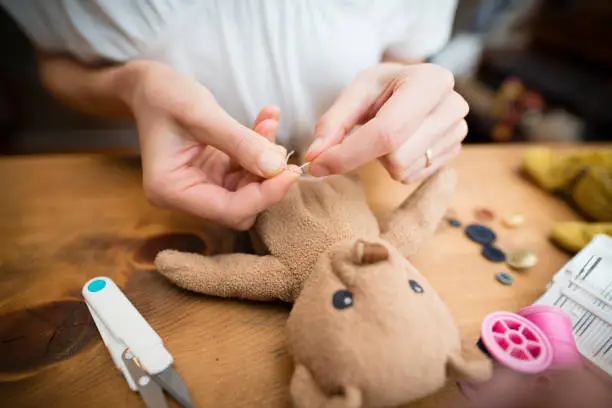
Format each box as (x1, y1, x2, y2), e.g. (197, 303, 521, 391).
(571, 165, 612, 222)
(522, 147, 612, 194)
(551, 222, 612, 254)
(523, 147, 612, 252)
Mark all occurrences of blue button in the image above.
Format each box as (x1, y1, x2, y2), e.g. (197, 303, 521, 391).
(88, 279, 106, 292)
(448, 218, 462, 228)
(482, 245, 506, 263)
(495, 271, 514, 285)
(465, 224, 496, 245)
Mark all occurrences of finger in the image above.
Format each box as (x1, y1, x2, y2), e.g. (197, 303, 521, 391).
(226, 167, 302, 229)
(305, 64, 406, 162)
(305, 75, 376, 162)
(235, 172, 261, 191)
(310, 64, 455, 176)
(231, 159, 301, 223)
(253, 105, 280, 130)
(158, 167, 299, 231)
(399, 143, 461, 184)
(233, 119, 282, 189)
(451, 368, 534, 408)
(381, 118, 468, 180)
(222, 169, 245, 191)
(228, 116, 281, 192)
(228, 117, 279, 172)
(178, 93, 287, 178)
(403, 119, 467, 176)
(379, 91, 469, 176)
(254, 118, 279, 143)
(233, 118, 285, 189)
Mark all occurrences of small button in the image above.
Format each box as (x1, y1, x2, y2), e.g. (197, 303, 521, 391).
(482, 245, 506, 263)
(507, 249, 538, 270)
(495, 272, 514, 285)
(502, 213, 525, 228)
(448, 218, 461, 228)
(465, 224, 496, 245)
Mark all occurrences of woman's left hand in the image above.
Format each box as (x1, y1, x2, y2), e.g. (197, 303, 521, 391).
(305, 63, 469, 183)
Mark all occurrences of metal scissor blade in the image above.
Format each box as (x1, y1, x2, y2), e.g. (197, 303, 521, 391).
(135, 377, 169, 408)
(122, 350, 169, 408)
(153, 366, 194, 408)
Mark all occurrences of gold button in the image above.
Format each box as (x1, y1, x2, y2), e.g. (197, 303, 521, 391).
(507, 249, 538, 270)
(502, 213, 525, 228)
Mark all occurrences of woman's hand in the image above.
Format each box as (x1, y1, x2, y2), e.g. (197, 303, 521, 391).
(122, 61, 300, 230)
(305, 63, 468, 183)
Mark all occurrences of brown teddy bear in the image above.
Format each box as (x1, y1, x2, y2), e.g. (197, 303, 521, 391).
(155, 167, 492, 408)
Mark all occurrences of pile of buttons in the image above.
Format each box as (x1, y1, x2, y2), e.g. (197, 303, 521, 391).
(465, 224, 506, 263)
(445, 207, 538, 286)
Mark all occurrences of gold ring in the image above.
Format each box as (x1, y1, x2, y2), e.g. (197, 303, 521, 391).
(425, 149, 433, 168)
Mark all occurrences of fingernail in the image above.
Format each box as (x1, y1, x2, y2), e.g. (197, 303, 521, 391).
(305, 138, 325, 160)
(258, 148, 286, 176)
(310, 163, 330, 177)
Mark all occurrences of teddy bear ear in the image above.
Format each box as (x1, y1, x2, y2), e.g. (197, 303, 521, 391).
(353, 240, 389, 265)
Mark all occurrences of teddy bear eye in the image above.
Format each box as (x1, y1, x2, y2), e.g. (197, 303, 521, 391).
(409, 280, 424, 294)
(332, 290, 354, 310)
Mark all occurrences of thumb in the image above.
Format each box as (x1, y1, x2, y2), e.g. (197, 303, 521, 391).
(221, 121, 288, 178)
(305, 80, 373, 162)
(184, 103, 287, 178)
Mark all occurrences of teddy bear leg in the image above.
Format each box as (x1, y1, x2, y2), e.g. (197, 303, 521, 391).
(154, 250, 295, 302)
(380, 167, 456, 257)
(446, 351, 493, 384)
(290, 365, 362, 408)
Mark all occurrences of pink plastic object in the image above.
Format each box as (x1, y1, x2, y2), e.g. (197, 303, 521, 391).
(518, 304, 582, 368)
(458, 311, 558, 401)
(480, 311, 554, 374)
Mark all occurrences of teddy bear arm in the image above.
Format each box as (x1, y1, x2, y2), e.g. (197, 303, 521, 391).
(446, 351, 493, 384)
(154, 249, 296, 302)
(290, 365, 363, 408)
(380, 167, 456, 257)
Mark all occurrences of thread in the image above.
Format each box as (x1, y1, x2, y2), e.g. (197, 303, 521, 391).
(458, 311, 554, 401)
(478, 311, 554, 374)
(518, 304, 582, 368)
(284, 150, 296, 167)
(284, 150, 311, 175)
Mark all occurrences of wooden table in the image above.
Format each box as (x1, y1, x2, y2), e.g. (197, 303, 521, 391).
(0, 144, 595, 407)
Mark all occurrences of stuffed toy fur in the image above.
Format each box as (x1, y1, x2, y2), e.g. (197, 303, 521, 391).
(155, 167, 492, 408)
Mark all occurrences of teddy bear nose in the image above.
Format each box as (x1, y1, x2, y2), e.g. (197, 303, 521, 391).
(353, 240, 388, 265)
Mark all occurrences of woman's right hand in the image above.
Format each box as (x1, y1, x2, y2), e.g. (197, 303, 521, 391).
(120, 61, 300, 230)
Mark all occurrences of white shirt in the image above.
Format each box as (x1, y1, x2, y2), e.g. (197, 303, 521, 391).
(1, 0, 458, 153)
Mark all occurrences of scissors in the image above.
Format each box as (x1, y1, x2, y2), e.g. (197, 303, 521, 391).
(82, 276, 194, 408)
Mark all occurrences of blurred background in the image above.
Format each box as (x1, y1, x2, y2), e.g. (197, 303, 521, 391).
(0, 0, 610, 155)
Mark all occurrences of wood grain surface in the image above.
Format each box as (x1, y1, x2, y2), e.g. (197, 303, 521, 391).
(0, 144, 603, 408)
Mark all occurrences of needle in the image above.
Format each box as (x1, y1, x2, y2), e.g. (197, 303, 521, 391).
(284, 150, 311, 174)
